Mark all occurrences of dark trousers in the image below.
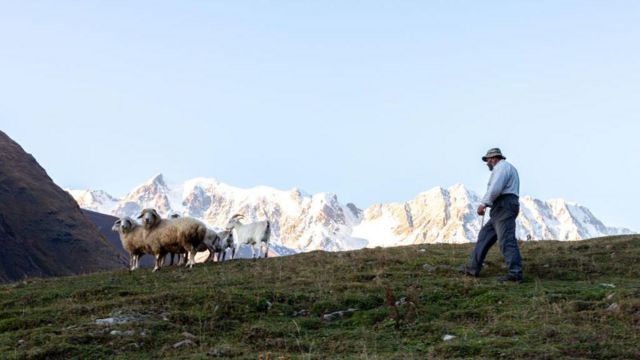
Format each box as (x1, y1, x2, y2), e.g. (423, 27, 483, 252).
(468, 194, 523, 278)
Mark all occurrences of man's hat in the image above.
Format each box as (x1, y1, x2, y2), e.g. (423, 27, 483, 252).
(482, 148, 506, 162)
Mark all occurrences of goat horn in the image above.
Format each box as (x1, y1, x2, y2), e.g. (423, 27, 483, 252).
(231, 214, 244, 219)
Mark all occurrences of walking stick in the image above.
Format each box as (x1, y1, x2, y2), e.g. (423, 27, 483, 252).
(481, 214, 485, 227)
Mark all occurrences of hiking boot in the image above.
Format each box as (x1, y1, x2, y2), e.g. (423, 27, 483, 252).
(497, 274, 523, 283)
(459, 265, 479, 278)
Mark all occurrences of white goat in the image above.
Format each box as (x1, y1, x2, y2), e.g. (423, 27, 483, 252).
(225, 214, 271, 259)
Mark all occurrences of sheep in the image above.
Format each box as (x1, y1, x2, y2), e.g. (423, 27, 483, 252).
(225, 214, 271, 260)
(111, 217, 148, 271)
(162, 214, 219, 265)
(137, 208, 207, 272)
(208, 229, 235, 261)
(168, 214, 228, 263)
(167, 213, 185, 266)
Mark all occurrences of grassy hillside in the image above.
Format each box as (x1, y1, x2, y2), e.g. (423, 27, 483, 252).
(1, 235, 639, 359)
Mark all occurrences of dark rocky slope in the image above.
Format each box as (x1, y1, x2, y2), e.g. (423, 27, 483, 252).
(0, 130, 126, 283)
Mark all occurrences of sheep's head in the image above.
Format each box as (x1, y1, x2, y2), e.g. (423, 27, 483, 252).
(219, 230, 234, 246)
(137, 208, 161, 229)
(112, 218, 136, 233)
(111, 219, 122, 232)
(225, 214, 244, 230)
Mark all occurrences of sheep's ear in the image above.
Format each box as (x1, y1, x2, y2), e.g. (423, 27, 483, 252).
(136, 213, 143, 219)
(111, 219, 121, 231)
(152, 209, 159, 218)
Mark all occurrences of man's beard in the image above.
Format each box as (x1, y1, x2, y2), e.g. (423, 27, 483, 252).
(487, 163, 494, 171)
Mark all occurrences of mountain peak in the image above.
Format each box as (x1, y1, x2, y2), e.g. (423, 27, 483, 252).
(448, 183, 469, 193)
(291, 187, 311, 198)
(416, 186, 448, 201)
(147, 173, 167, 187)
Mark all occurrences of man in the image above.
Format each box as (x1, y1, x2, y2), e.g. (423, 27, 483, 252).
(461, 148, 523, 283)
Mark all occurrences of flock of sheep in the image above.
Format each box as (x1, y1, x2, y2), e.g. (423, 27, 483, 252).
(111, 209, 271, 272)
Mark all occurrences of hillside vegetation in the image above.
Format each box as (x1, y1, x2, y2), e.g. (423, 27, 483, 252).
(1, 235, 639, 359)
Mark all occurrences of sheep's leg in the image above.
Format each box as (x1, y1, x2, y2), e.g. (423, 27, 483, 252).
(153, 254, 163, 272)
(206, 244, 215, 262)
(187, 250, 197, 269)
(233, 243, 240, 260)
(181, 253, 187, 267)
(179, 245, 193, 268)
(134, 254, 139, 270)
(262, 241, 269, 258)
(130, 254, 139, 271)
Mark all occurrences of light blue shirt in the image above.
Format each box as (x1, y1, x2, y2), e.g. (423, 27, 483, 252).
(481, 159, 520, 207)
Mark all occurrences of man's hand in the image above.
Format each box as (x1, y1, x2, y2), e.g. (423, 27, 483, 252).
(477, 204, 487, 216)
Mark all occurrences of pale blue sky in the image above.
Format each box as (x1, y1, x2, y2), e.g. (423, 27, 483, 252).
(1, 1, 639, 230)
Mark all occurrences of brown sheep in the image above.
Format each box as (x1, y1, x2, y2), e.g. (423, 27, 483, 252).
(111, 217, 149, 271)
(137, 208, 207, 272)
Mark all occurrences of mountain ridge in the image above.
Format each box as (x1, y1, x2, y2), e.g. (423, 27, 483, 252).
(67, 174, 633, 252)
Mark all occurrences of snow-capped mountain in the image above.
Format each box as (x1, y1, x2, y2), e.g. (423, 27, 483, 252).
(67, 189, 119, 212)
(351, 184, 632, 245)
(67, 174, 633, 253)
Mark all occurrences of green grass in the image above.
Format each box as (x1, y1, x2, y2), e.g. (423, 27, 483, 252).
(1, 235, 639, 359)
